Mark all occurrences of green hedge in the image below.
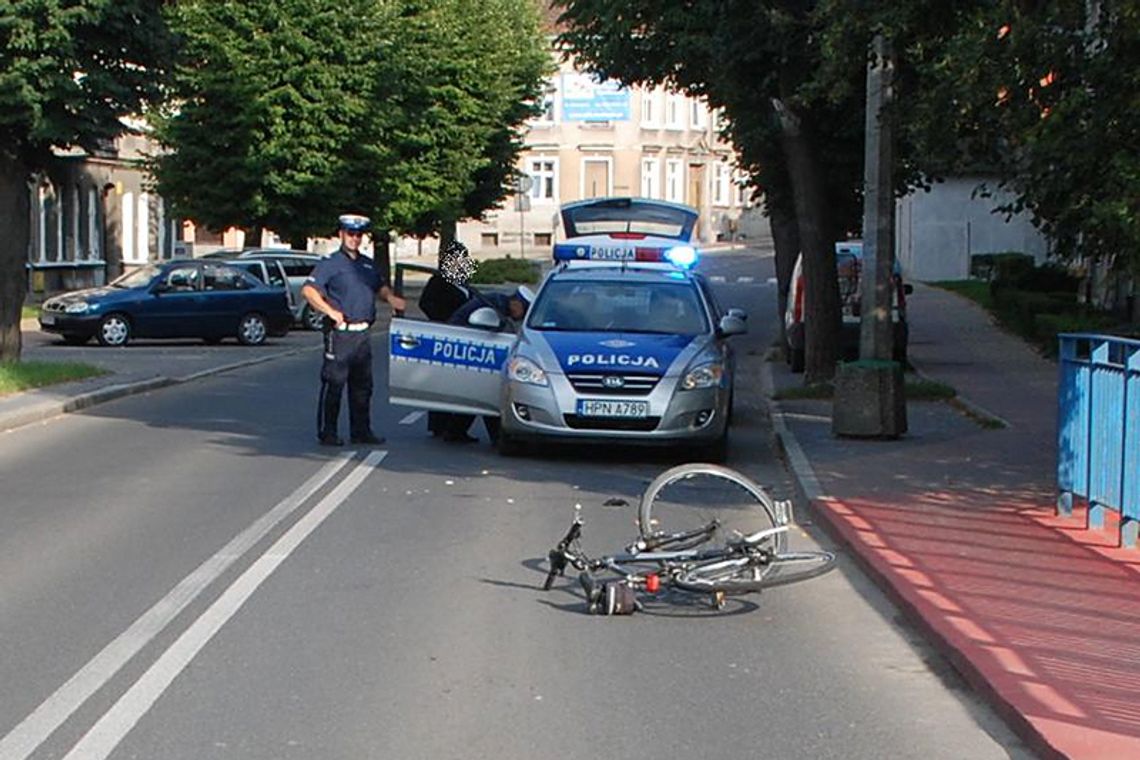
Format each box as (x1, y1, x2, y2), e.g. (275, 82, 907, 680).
(469, 257, 540, 284)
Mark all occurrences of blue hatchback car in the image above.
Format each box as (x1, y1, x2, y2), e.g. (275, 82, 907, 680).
(38, 259, 294, 347)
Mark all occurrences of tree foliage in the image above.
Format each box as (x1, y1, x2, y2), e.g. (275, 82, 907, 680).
(0, 0, 174, 361)
(153, 0, 549, 246)
(554, 0, 857, 381)
(817, 0, 1140, 276)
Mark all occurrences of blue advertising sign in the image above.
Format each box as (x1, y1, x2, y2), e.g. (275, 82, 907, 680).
(561, 73, 631, 121)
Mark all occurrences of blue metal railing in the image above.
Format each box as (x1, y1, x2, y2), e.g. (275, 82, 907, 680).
(1057, 333, 1140, 547)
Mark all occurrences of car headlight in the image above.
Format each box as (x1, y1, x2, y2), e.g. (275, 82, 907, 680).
(508, 356, 548, 387)
(65, 302, 91, 314)
(681, 363, 724, 390)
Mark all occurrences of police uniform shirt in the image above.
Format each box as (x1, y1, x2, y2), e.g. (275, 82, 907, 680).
(306, 248, 385, 323)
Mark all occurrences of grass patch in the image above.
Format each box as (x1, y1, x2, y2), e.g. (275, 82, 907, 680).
(0, 361, 108, 397)
(773, 376, 957, 401)
(470, 257, 540, 285)
(21, 305, 40, 320)
(930, 279, 993, 310)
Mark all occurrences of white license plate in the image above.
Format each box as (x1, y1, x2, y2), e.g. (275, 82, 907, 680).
(40, 314, 56, 325)
(576, 399, 649, 418)
(591, 246, 634, 261)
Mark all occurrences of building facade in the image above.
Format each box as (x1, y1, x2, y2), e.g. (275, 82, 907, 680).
(452, 55, 755, 258)
(26, 132, 183, 297)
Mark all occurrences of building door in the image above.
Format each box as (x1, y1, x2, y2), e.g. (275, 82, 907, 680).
(583, 159, 610, 199)
(688, 163, 705, 239)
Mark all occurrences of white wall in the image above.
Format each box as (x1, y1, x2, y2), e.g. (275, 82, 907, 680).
(896, 177, 1049, 281)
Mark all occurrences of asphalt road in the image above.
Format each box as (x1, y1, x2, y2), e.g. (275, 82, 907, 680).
(0, 250, 1032, 759)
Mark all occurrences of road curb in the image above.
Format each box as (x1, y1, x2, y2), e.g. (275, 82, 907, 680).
(759, 360, 1064, 760)
(1, 346, 311, 434)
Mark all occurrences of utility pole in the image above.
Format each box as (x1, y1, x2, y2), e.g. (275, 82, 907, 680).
(833, 33, 907, 439)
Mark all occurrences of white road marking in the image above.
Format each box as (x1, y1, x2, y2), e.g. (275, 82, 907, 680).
(62, 450, 388, 760)
(709, 276, 726, 283)
(399, 411, 425, 425)
(737, 276, 755, 283)
(0, 452, 357, 760)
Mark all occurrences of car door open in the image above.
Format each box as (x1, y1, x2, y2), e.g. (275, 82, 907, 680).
(388, 317, 517, 416)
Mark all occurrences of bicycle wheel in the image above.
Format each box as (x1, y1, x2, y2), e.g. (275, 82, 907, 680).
(638, 463, 787, 558)
(760, 550, 837, 587)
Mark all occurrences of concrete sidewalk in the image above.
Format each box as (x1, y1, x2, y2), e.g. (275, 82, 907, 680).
(767, 282, 1140, 759)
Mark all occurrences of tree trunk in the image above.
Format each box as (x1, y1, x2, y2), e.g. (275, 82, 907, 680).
(0, 152, 31, 363)
(768, 192, 800, 351)
(772, 98, 841, 383)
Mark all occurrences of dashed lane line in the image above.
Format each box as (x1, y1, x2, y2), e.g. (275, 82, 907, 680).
(399, 410, 425, 425)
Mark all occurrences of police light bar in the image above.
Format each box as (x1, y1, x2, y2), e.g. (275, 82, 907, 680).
(553, 243, 699, 269)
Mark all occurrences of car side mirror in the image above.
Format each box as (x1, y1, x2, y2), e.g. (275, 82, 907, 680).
(467, 306, 502, 330)
(903, 284, 914, 295)
(718, 314, 747, 336)
(727, 307, 748, 321)
(150, 281, 169, 294)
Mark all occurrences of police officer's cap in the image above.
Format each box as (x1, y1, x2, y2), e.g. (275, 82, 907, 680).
(338, 214, 372, 232)
(513, 285, 534, 306)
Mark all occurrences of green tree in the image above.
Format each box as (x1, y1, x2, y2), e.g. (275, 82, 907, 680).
(0, 0, 174, 361)
(153, 0, 549, 255)
(554, 0, 863, 382)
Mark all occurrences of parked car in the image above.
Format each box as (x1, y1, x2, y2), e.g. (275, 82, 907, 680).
(225, 258, 296, 320)
(38, 260, 293, 347)
(784, 241, 912, 372)
(238, 250, 326, 330)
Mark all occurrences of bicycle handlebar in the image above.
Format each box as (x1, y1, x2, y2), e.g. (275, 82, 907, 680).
(542, 517, 583, 590)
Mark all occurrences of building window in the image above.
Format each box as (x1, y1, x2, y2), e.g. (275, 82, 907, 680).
(69, 185, 80, 261)
(665, 93, 685, 130)
(481, 232, 499, 248)
(713, 162, 730, 205)
(533, 78, 557, 127)
(641, 158, 661, 199)
(690, 98, 709, 131)
(121, 191, 136, 262)
(534, 232, 552, 247)
(87, 187, 101, 260)
(640, 87, 661, 128)
(527, 158, 557, 204)
(665, 159, 685, 203)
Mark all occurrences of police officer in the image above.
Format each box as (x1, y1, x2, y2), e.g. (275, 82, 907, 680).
(301, 214, 406, 446)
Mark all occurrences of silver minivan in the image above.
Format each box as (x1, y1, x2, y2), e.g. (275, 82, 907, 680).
(239, 250, 326, 329)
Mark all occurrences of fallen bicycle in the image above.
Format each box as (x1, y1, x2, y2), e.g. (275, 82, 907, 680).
(542, 463, 835, 614)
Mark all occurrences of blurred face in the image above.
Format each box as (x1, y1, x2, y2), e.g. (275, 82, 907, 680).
(339, 228, 364, 254)
(509, 298, 527, 321)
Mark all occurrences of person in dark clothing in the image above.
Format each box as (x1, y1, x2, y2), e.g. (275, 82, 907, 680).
(419, 240, 477, 437)
(441, 286, 533, 443)
(301, 214, 406, 447)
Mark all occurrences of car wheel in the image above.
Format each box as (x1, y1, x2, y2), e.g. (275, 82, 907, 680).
(701, 426, 729, 463)
(893, 322, 909, 367)
(496, 431, 522, 457)
(789, 346, 805, 373)
(61, 334, 90, 346)
(302, 304, 325, 331)
(96, 314, 131, 347)
(237, 313, 268, 345)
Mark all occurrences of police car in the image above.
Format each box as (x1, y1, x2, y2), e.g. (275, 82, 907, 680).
(388, 198, 747, 459)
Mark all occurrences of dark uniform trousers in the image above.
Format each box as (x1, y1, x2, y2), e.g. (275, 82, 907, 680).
(318, 329, 374, 440)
